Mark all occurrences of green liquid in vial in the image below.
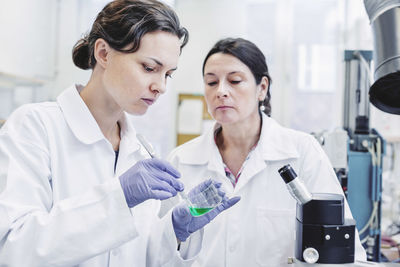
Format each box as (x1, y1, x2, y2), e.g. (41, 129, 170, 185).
(189, 207, 213, 216)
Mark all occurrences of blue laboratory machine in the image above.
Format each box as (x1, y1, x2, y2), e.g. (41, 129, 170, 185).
(320, 1, 400, 262)
(342, 50, 385, 262)
(315, 50, 386, 262)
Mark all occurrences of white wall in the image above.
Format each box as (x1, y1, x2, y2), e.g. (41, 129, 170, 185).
(0, 0, 57, 78)
(1, 0, 398, 152)
(0, 0, 57, 119)
(172, 0, 350, 133)
(172, 0, 247, 95)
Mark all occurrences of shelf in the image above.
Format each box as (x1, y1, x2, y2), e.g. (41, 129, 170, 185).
(0, 71, 45, 89)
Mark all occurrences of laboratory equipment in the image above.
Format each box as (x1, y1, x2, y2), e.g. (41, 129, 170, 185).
(344, 50, 384, 262)
(279, 164, 356, 264)
(279, 165, 312, 205)
(314, 50, 385, 262)
(364, 0, 400, 115)
(186, 182, 222, 217)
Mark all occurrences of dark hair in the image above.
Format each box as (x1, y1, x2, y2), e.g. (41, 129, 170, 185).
(72, 0, 188, 70)
(202, 38, 272, 116)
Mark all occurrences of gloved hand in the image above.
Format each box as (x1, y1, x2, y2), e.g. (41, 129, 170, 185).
(119, 158, 184, 208)
(172, 180, 241, 242)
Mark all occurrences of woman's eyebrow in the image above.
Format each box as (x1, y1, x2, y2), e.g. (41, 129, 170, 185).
(228, 71, 243, 75)
(147, 57, 177, 71)
(147, 57, 163, 66)
(204, 71, 242, 76)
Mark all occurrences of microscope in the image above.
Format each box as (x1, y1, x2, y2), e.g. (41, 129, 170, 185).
(279, 164, 356, 264)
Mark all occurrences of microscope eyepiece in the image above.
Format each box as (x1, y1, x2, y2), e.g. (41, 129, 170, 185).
(278, 164, 297, 183)
(278, 164, 312, 205)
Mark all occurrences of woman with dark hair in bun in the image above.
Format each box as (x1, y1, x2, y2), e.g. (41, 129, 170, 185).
(168, 37, 366, 266)
(0, 1, 238, 266)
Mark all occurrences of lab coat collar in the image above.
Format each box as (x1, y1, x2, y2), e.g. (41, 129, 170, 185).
(57, 85, 103, 144)
(258, 113, 300, 161)
(178, 113, 300, 165)
(57, 85, 140, 151)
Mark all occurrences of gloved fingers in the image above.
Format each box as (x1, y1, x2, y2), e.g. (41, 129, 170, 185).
(188, 179, 213, 197)
(199, 206, 220, 223)
(173, 203, 192, 218)
(149, 179, 178, 196)
(212, 181, 222, 188)
(151, 190, 175, 200)
(220, 196, 241, 211)
(216, 187, 226, 199)
(172, 204, 193, 242)
(148, 168, 184, 192)
(209, 196, 241, 216)
(208, 180, 226, 199)
(147, 158, 181, 178)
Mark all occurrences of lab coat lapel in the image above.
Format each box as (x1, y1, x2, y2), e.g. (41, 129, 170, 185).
(112, 114, 144, 176)
(234, 149, 266, 193)
(206, 144, 234, 191)
(178, 125, 233, 190)
(233, 114, 300, 193)
(231, 115, 270, 193)
(179, 125, 226, 177)
(201, 131, 237, 194)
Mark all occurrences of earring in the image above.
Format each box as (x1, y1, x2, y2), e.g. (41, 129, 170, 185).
(260, 105, 266, 112)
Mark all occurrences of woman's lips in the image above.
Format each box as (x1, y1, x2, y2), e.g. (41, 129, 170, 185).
(216, 105, 233, 110)
(142, 98, 155, 105)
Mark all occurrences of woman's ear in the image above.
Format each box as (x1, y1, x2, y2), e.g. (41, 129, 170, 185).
(93, 38, 111, 69)
(258, 76, 269, 101)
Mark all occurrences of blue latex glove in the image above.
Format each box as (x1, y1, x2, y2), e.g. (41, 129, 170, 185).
(119, 158, 184, 208)
(172, 180, 241, 242)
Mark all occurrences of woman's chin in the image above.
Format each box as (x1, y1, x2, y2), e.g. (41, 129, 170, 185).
(126, 106, 148, 116)
(215, 116, 237, 125)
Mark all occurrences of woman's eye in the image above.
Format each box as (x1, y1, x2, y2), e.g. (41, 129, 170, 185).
(165, 73, 173, 79)
(231, 80, 241, 84)
(207, 81, 217, 86)
(143, 64, 154, 72)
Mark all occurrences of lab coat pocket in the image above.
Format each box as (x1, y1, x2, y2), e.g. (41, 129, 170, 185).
(255, 207, 296, 266)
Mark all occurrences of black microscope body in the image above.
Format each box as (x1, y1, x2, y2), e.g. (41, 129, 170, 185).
(295, 193, 356, 263)
(279, 164, 356, 264)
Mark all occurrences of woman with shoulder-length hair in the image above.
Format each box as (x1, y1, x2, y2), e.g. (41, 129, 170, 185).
(168, 37, 366, 266)
(0, 1, 239, 266)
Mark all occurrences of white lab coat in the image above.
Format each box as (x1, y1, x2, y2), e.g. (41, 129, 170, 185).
(0, 85, 201, 267)
(167, 113, 366, 267)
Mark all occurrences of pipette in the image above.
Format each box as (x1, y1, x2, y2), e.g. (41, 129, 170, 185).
(136, 133, 189, 202)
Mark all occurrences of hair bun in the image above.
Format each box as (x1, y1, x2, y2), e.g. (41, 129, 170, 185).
(72, 37, 91, 70)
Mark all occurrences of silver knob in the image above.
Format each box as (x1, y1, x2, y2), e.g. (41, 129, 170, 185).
(303, 247, 319, 264)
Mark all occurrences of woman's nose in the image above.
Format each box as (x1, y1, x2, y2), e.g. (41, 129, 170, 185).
(216, 82, 228, 98)
(150, 77, 167, 95)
